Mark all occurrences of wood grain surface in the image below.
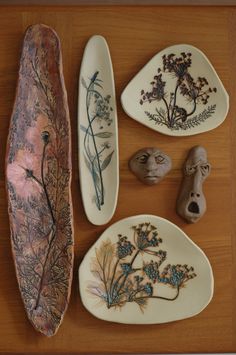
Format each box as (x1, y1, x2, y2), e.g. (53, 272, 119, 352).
(0, 5, 235, 354)
(3, 0, 236, 6)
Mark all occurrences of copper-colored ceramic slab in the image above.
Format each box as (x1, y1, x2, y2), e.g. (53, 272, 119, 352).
(5, 24, 74, 337)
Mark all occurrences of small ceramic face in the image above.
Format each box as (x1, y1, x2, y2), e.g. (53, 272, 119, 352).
(129, 147, 172, 185)
(177, 146, 211, 223)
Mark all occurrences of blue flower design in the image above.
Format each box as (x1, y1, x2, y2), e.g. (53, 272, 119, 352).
(143, 261, 160, 282)
(132, 223, 162, 250)
(143, 283, 153, 296)
(117, 235, 135, 259)
(120, 263, 133, 276)
(89, 222, 197, 310)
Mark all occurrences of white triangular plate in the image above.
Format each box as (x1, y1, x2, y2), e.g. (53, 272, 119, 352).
(79, 215, 214, 324)
(121, 44, 229, 136)
(78, 35, 119, 225)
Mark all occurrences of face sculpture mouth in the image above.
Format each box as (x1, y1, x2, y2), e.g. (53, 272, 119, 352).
(188, 201, 200, 214)
(144, 174, 159, 180)
(144, 174, 161, 183)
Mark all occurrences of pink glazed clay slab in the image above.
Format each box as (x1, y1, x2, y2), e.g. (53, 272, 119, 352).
(5, 24, 74, 337)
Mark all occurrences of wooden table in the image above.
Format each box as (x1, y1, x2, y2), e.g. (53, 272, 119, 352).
(0, 4, 235, 354)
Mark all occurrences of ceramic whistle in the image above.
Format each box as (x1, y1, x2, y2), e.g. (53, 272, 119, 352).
(177, 146, 211, 223)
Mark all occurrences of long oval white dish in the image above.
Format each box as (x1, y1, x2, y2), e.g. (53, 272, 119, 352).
(78, 35, 119, 225)
(79, 214, 214, 324)
(121, 44, 229, 136)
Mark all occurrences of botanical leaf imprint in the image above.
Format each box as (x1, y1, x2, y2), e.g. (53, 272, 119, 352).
(140, 52, 217, 130)
(6, 24, 74, 336)
(88, 222, 196, 311)
(81, 71, 114, 210)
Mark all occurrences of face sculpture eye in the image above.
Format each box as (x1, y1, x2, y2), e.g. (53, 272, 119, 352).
(200, 164, 210, 177)
(136, 154, 149, 164)
(155, 155, 165, 164)
(185, 165, 197, 176)
(185, 163, 210, 178)
(129, 147, 172, 186)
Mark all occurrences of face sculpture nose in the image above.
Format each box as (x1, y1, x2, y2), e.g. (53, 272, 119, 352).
(187, 168, 202, 214)
(190, 192, 200, 198)
(190, 167, 202, 196)
(145, 156, 157, 172)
